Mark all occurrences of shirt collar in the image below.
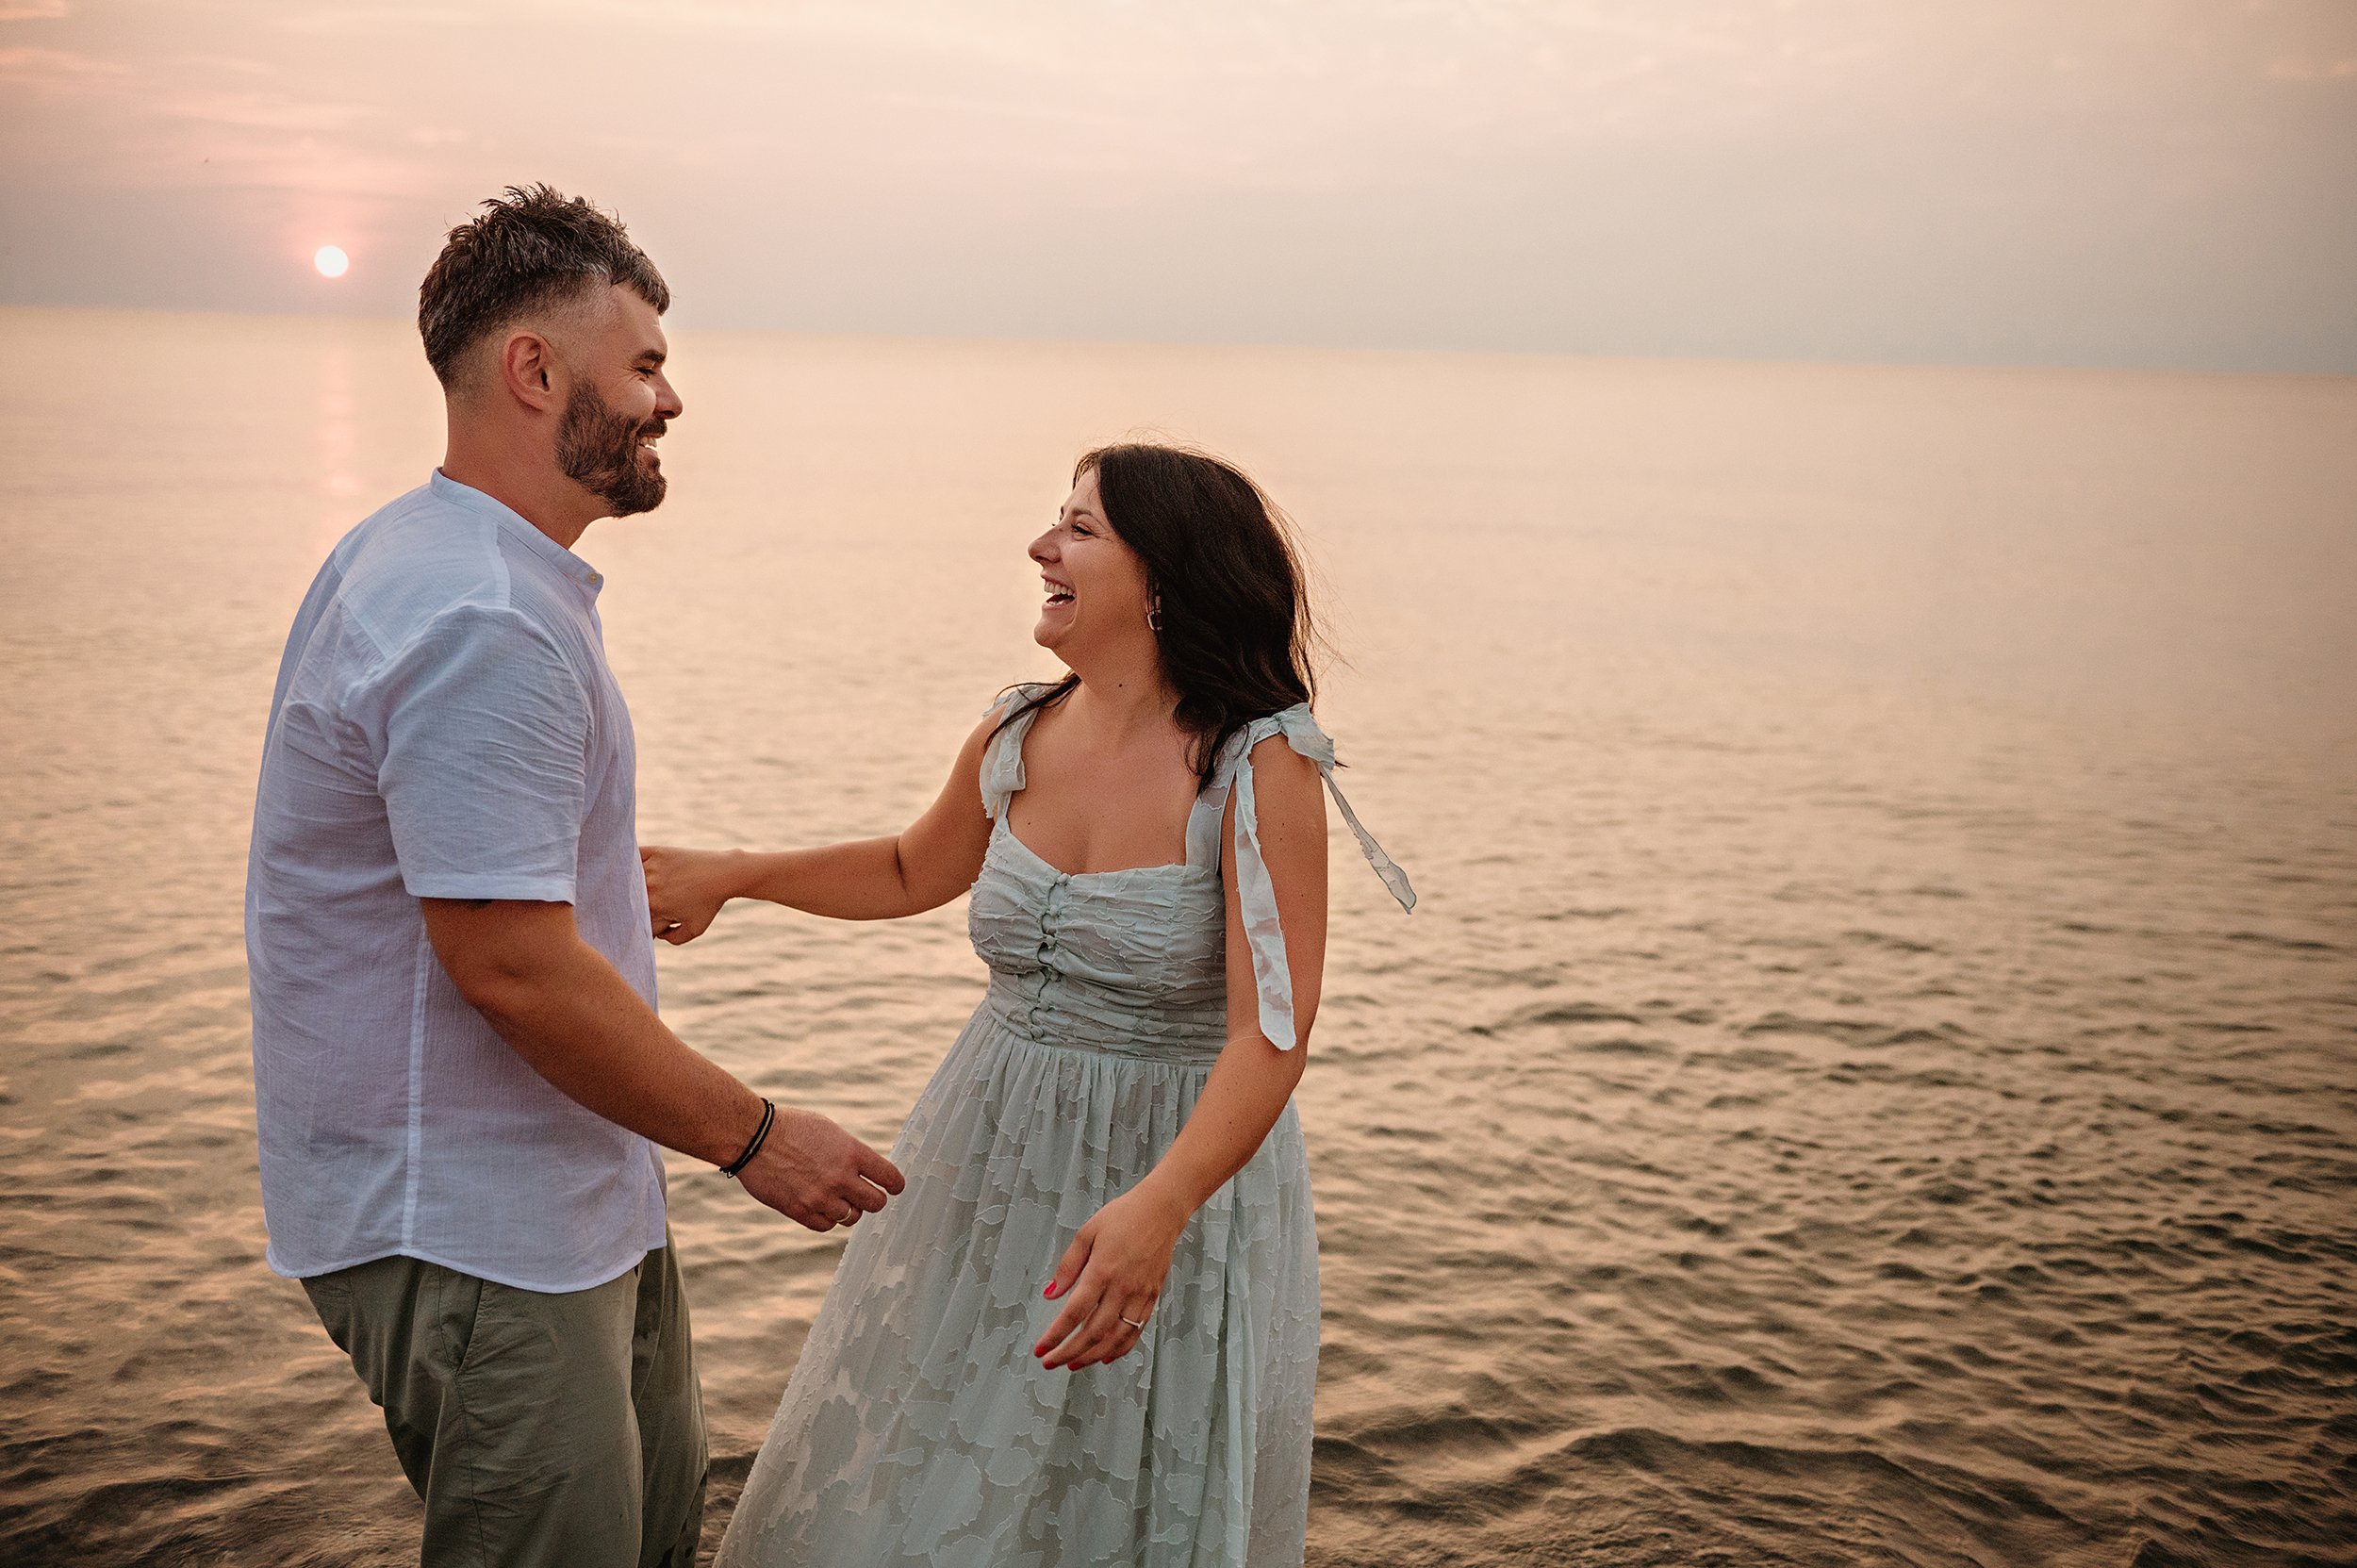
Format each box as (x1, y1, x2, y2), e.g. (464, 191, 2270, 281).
(429, 469, 606, 594)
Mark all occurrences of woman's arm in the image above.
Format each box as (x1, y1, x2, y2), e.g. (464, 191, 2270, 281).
(641, 713, 1000, 941)
(1034, 734, 1330, 1370)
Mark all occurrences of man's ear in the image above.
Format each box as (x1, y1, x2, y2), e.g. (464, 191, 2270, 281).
(498, 329, 560, 413)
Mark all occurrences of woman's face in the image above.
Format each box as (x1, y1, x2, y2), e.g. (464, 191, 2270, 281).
(1029, 469, 1155, 659)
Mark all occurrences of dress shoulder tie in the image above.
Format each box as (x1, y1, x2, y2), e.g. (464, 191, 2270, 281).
(1224, 704, 1414, 1050)
(978, 684, 1053, 821)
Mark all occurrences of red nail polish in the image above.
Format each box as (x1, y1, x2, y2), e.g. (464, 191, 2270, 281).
(1044, 1282, 1060, 1299)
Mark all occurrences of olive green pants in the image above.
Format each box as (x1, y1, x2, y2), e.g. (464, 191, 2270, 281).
(303, 1243, 706, 1568)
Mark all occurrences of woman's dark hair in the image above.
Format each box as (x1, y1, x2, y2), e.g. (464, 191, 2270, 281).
(1000, 443, 1322, 790)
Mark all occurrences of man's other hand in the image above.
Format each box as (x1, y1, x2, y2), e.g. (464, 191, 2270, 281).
(736, 1107, 907, 1231)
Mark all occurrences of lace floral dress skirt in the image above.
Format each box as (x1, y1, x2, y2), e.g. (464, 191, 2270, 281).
(714, 696, 1412, 1568)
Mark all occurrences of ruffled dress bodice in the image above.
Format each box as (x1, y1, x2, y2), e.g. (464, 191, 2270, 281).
(973, 685, 1414, 1060)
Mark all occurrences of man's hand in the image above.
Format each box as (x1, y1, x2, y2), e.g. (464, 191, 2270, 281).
(734, 1106, 907, 1231)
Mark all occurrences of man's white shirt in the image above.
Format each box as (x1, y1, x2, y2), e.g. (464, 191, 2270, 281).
(245, 470, 667, 1292)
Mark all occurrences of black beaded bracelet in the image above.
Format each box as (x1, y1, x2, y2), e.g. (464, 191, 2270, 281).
(719, 1098, 775, 1179)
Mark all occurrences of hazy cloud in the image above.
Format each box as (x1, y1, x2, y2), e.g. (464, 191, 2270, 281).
(1, 0, 2350, 370)
(0, 43, 123, 85)
(2269, 54, 2357, 80)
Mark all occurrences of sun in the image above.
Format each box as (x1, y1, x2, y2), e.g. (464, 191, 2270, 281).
(313, 244, 351, 279)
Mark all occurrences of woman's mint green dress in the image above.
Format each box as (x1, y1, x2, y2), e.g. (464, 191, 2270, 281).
(714, 690, 1413, 1568)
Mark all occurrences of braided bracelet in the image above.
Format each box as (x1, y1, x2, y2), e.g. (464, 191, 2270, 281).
(719, 1098, 776, 1179)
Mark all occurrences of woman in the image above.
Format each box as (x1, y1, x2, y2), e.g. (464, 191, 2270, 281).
(647, 443, 1413, 1567)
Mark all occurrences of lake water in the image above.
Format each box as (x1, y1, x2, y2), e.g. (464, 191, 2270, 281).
(2, 306, 2353, 1566)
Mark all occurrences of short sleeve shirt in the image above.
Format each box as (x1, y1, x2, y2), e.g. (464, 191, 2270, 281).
(244, 470, 667, 1291)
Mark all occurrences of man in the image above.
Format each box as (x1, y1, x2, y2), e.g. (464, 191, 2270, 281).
(244, 185, 903, 1568)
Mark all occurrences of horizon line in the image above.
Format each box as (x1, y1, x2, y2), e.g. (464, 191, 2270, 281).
(7, 299, 2352, 385)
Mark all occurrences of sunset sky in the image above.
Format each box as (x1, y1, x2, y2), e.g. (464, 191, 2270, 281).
(3, 0, 2352, 371)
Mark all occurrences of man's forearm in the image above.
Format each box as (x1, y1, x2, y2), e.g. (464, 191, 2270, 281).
(465, 937, 764, 1167)
(420, 895, 903, 1230)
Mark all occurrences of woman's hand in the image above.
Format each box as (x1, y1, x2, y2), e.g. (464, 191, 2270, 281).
(640, 846, 746, 945)
(1033, 1178, 1194, 1371)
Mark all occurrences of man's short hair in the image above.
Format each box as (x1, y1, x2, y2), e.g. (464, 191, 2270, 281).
(417, 184, 670, 391)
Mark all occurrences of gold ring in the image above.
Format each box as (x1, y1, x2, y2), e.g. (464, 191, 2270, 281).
(1120, 1315, 1146, 1329)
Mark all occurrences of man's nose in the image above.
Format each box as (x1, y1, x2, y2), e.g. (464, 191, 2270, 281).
(654, 374, 684, 421)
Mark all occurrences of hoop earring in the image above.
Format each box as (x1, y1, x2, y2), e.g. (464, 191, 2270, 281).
(1146, 607, 1163, 634)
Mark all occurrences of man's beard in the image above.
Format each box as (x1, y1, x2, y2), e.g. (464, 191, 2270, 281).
(556, 383, 667, 517)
